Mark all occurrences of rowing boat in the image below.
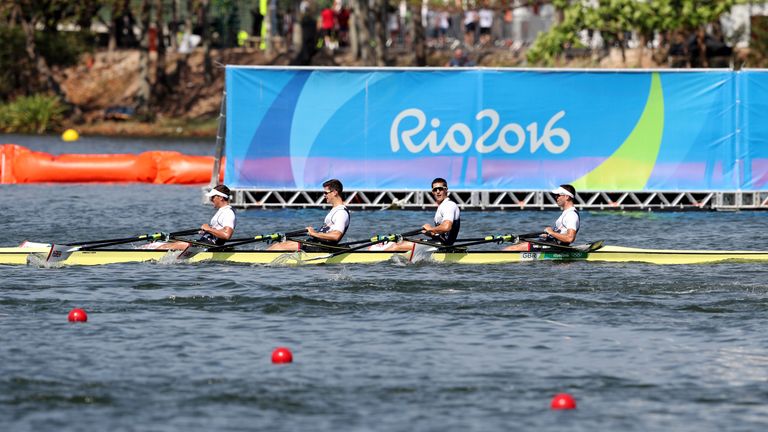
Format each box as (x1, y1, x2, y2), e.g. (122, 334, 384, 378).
(2, 244, 768, 266)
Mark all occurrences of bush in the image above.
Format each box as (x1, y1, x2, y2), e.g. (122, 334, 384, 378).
(37, 30, 95, 68)
(0, 94, 66, 134)
(0, 27, 29, 100)
(0, 27, 93, 101)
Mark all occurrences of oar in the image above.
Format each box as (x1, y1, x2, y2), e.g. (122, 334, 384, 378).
(446, 234, 519, 249)
(302, 229, 424, 262)
(66, 229, 200, 247)
(46, 229, 201, 263)
(206, 229, 308, 251)
(526, 238, 605, 252)
(518, 232, 546, 241)
(171, 229, 310, 262)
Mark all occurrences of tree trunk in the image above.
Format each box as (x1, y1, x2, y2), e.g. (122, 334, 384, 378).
(264, 0, 274, 55)
(108, 3, 118, 52)
(169, 0, 179, 51)
(20, 14, 52, 94)
(353, 0, 373, 63)
(17, 5, 80, 117)
(136, 0, 152, 117)
(198, 0, 213, 83)
(154, 0, 168, 98)
(373, 0, 388, 66)
(349, 7, 359, 60)
(411, 3, 426, 66)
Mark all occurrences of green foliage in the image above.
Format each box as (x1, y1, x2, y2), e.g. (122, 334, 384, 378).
(0, 27, 28, 100)
(748, 16, 768, 67)
(37, 30, 95, 68)
(0, 94, 66, 134)
(527, 0, 743, 65)
(0, 26, 91, 100)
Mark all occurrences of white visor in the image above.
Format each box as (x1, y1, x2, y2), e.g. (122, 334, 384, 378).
(206, 189, 229, 199)
(551, 186, 574, 198)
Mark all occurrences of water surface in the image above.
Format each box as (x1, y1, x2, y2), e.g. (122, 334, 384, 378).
(2, 183, 768, 431)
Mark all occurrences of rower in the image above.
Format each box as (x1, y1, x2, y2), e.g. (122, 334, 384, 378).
(504, 184, 579, 251)
(372, 177, 460, 251)
(147, 184, 237, 250)
(267, 179, 350, 251)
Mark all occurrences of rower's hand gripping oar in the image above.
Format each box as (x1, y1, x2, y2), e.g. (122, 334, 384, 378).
(302, 229, 424, 262)
(46, 229, 201, 263)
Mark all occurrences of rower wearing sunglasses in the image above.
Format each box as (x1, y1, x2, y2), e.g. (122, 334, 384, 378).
(371, 177, 460, 251)
(504, 184, 579, 251)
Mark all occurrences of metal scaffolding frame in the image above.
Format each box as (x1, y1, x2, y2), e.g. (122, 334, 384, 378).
(219, 189, 768, 211)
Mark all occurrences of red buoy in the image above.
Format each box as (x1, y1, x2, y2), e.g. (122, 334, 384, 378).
(271, 347, 293, 364)
(551, 393, 576, 410)
(67, 308, 88, 322)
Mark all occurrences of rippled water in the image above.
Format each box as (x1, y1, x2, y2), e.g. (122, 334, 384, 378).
(2, 137, 768, 431)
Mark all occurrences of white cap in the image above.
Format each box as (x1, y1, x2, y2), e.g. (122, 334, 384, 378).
(205, 188, 230, 199)
(551, 186, 574, 198)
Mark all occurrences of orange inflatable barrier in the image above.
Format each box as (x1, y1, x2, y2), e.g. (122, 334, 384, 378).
(0, 144, 223, 184)
(142, 151, 224, 184)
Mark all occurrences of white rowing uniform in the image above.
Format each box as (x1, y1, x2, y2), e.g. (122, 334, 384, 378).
(200, 205, 236, 246)
(317, 204, 350, 245)
(550, 207, 579, 244)
(431, 198, 461, 245)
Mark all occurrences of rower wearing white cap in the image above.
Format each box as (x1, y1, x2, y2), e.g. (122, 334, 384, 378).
(504, 184, 579, 251)
(148, 184, 236, 250)
(199, 184, 237, 246)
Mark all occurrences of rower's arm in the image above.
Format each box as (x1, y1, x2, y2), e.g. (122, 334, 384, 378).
(424, 220, 453, 236)
(202, 224, 233, 240)
(545, 227, 576, 244)
(308, 228, 343, 243)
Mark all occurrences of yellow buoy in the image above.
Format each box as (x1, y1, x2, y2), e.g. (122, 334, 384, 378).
(61, 129, 79, 142)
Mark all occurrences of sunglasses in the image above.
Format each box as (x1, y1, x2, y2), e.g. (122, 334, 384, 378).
(432, 186, 447, 193)
(323, 190, 333, 195)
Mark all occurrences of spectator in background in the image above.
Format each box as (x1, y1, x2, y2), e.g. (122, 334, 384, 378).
(387, 5, 400, 47)
(464, 8, 478, 47)
(668, 31, 688, 68)
(336, 1, 350, 47)
(291, 0, 319, 65)
(437, 8, 451, 48)
(320, 3, 337, 51)
(447, 47, 475, 66)
(478, 2, 494, 47)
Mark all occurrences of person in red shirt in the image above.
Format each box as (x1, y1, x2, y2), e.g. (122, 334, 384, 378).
(320, 6, 337, 50)
(336, 3, 350, 46)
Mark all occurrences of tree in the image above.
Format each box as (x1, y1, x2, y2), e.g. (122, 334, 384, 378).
(527, 0, 742, 66)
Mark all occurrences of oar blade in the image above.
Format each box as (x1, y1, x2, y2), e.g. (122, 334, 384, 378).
(405, 243, 438, 263)
(46, 244, 77, 263)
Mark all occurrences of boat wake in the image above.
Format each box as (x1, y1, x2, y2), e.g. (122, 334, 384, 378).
(26, 253, 64, 269)
(268, 251, 308, 266)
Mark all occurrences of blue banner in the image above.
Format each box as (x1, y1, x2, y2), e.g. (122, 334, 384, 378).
(225, 67, 765, 191)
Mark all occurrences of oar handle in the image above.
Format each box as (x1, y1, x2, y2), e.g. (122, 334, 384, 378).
(448, 234, 518, 249)
(169, 228, 202, 237)
(519, 232, 546, 240)
(283, 229, 308, 239)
